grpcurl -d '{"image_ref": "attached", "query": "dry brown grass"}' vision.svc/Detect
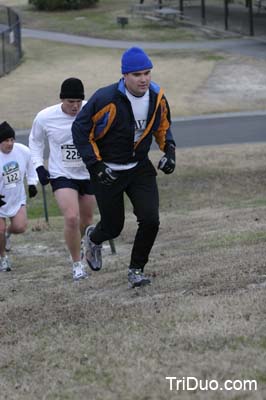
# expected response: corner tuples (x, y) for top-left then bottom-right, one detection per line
(1, 39), (266, 129)
(0, 144), (266, 399)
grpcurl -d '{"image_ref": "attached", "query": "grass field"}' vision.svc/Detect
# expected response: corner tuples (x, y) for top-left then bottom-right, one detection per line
(1, 145), (266, 399)
(5, 0), (211, 41)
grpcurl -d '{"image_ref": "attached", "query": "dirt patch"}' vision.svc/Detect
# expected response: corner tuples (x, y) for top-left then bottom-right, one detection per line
(191, 55), (266, 114)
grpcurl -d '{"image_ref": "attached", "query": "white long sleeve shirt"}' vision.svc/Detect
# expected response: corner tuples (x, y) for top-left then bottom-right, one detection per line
(29, 102), (90, 180)
(0, 143), (38, 218)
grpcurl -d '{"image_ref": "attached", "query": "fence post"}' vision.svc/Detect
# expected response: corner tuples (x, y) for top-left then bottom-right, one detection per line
(0, 5), (22, 76)
(16, 20), (22, 58)
(41, 185), (49, 224)
(1, 32), (6, 75)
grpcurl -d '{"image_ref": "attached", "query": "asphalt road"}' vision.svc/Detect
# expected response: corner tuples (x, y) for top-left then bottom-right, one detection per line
(16, 111), (266, 156)
(167, 112), (266, 148)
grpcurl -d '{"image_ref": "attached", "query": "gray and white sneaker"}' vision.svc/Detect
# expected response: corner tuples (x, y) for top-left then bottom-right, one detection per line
(5, 232), (11, 252)
(84, 225), (102, 271)
(72, 261), (88, 281)
(0, 255), (11, 272)
(128, 268), (151, 289)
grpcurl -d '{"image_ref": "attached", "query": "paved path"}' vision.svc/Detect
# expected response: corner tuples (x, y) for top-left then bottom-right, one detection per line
(22, 28), (266, 59)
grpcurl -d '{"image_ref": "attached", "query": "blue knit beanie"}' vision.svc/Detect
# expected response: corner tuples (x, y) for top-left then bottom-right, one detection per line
(121, 47), (153, 74)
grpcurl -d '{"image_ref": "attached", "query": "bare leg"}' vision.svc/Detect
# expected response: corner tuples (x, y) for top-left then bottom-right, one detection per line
(8, 206), (28, 235)
(0, 205), (27, 257)
(54, 188), (82, 263)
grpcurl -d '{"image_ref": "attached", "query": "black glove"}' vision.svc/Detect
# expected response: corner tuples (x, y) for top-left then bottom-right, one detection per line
(158, 143), (176, 174)
(28, 185), (38, 198)
(90, 162), (118, 186)
(0, 194), (6, 207)
(36, 166), (50, 186)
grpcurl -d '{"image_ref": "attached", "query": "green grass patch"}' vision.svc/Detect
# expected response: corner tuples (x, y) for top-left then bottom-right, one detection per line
(206, 231), (266, 249)
(254, 371), (266, 384)
(9, 0), (206, 41)
(257, 336), (266, 350)
(157, 166), (266, 212)
(27, 184), (60, 219)
(201, 53), (225, 61)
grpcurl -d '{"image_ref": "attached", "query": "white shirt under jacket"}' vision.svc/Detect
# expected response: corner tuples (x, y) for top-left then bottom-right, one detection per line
(29, 102), (90, 180)
(0, 143), (38, 218)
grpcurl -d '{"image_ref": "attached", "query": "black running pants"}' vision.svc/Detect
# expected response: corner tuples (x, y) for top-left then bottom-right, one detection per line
(90, 159), (160, 269)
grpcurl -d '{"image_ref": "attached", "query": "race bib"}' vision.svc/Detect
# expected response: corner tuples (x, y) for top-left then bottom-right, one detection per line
(61, 144), (83, 167)
(2, 161), (21, 188)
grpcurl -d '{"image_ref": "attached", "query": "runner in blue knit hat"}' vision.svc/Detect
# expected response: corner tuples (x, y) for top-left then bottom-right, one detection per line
(72, 47), (176, 288)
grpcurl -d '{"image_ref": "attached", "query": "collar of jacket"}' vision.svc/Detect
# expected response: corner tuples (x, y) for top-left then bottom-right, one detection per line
(118, 78), (161, 96)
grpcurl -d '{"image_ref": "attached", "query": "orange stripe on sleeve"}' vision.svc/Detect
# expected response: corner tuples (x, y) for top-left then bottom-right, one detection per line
(89, 103), (117, 160)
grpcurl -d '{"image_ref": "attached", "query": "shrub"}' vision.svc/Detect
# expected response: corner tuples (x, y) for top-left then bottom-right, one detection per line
(29, 0), (98, 11)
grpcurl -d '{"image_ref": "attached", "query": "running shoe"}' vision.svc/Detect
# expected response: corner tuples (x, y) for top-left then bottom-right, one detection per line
(128, 268), (151, 288)
(72, 261), (88, 281)
(84, 225), (102, 271)
(0, 255), (11, 272)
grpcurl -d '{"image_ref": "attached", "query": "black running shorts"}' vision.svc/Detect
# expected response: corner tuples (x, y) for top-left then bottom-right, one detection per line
(50, 176), (94, 195)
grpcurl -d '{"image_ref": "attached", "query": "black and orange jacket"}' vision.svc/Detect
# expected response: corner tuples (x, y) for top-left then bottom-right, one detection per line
(72, 78), (176, 170)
